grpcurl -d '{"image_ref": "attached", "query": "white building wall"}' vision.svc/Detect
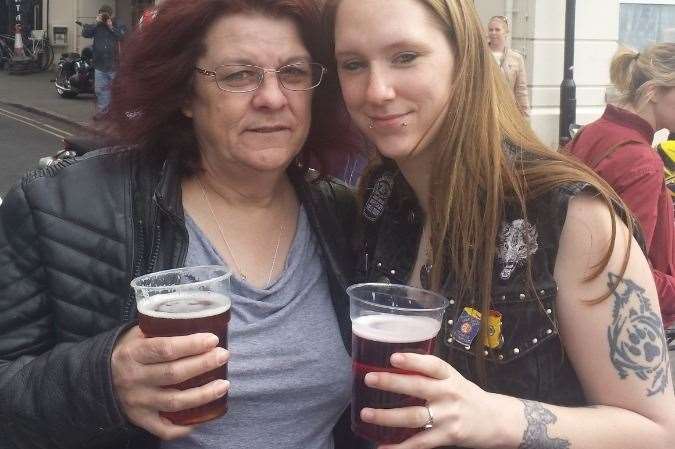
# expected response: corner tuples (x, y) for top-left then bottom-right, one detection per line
(477, 0), (621, 148)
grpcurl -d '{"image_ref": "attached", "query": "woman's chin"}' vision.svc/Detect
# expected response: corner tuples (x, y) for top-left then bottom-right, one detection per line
(238, 153), (297, 173)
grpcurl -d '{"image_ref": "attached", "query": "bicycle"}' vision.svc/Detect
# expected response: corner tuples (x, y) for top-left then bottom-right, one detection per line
(0, 31), (54, 71)
(0, 34), (13, 69)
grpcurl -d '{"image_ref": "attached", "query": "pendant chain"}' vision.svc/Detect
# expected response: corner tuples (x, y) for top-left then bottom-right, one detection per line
(197, 176), (284, 287)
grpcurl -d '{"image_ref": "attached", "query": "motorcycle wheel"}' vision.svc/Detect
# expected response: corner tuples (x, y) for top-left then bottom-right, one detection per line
(55, 66), (78, 98)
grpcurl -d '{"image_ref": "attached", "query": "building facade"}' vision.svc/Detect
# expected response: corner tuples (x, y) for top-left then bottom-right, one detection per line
(0, 0), (155, 60)
(475, 0), (675, 147)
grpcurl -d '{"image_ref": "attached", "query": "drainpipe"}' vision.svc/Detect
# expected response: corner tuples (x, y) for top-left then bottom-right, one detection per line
(559, 0), (576, 147)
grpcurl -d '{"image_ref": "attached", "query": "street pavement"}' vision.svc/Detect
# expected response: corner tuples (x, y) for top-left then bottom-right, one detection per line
(0, 103), (81, 196)
(0, 69), (95, 127)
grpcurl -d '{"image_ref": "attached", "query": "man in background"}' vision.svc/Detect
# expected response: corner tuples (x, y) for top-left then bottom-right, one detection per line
(82, 5), (126, 113)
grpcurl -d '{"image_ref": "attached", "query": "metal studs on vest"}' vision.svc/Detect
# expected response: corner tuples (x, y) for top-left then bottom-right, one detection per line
(546, 308), (552, 314)
(513, 348), (520, 355)
(519, 293), (526, 300)
(532, 338), (538, 344)
(546, 329), (553, 335)
(390, 269), (396, 275)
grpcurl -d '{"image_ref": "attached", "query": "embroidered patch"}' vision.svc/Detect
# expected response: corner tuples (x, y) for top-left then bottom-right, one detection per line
(497, 218), (539, 280)
(363, 171), (395, 222)
(451, 307), (504, 349)
(452, 307), (482, 347)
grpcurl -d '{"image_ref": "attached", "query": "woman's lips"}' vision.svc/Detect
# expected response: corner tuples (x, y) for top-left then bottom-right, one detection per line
(369, 113), (410, 129)
(248, 126), (290, 133)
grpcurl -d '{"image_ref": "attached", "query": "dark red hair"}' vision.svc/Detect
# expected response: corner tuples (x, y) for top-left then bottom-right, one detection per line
(102, 0), (351, 175)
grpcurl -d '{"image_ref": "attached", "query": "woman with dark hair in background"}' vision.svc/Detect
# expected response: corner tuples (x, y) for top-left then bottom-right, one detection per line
(567, 43), (675, 330)
(323, 0), (675, 448)
(0, 1), (364, 448)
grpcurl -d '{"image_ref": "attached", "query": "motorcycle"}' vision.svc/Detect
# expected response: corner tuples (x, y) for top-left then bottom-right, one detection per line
(54, 22), (95, 98)
(38, 133), (112, 168)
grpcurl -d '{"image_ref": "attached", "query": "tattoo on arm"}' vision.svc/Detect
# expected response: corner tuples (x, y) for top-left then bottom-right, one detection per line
(518, 400), (570, 449)
(607, 273), (669, 395)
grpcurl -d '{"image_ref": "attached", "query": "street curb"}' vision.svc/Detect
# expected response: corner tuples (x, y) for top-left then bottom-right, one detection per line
(0, 101), (91, 133)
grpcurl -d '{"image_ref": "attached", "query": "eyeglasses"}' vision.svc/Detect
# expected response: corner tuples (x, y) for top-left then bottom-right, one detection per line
(194, 62), (327, 93)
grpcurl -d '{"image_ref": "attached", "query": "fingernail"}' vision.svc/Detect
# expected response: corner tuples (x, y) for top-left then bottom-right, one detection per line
(391, 353), (404, 364)
(214, 379), (229, 397)
(364, 372), (378, 385)
(205, 334), (219, 346)
(361, 408), (374, 421)
(216, 347), (229, 365)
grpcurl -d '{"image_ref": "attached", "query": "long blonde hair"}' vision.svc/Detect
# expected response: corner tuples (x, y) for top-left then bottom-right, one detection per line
(324, 0), (633, 379)
(609, 43), (675, 107)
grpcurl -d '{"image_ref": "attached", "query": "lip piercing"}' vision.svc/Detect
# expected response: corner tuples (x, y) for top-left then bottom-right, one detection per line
(401, 122), (408, 127)
(368, 120), (375, 129)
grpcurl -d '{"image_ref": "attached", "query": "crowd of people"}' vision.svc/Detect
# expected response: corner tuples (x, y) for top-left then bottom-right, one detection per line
(0, 1), (673, 449)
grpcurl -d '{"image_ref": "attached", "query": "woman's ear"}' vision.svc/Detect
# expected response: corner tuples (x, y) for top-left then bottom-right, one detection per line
(645, 85), (661, 104)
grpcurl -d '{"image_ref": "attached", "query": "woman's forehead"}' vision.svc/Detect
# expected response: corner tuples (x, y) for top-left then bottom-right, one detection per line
(202, 13), (309, 65)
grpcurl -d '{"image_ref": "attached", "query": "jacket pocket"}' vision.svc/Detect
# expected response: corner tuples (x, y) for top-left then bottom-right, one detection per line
(441, 283), (559, 364)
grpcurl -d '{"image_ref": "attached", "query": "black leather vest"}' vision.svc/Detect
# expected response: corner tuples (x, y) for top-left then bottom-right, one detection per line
(355, 165), (588, 406)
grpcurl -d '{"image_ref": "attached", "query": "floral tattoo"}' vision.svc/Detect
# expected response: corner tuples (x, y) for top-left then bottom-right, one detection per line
(607, 273), (669, 396)
(518, 400), (570, 449)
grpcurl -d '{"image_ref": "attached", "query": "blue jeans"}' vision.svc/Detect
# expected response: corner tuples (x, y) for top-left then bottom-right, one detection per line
(94, 69), (115, 113)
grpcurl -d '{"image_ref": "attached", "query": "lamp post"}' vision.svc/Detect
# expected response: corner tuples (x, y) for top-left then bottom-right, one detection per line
(559, 0), (576, 147)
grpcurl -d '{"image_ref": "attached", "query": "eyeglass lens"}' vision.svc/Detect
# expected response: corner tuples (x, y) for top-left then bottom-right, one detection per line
(215, 62), (323, 92)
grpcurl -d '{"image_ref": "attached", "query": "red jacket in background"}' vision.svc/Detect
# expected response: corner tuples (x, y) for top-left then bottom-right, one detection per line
(567, 104), (675, 327)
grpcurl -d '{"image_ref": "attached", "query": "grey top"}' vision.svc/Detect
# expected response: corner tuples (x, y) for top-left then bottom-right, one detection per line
(162, 207), (352, 449)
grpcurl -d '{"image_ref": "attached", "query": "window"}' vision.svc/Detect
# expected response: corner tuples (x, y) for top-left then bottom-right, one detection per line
(619, 3), (675, 50)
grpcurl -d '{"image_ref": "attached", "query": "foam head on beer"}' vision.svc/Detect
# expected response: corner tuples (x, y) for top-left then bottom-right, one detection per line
(352, 314), (441, 343)
(137, 291), (231, 319)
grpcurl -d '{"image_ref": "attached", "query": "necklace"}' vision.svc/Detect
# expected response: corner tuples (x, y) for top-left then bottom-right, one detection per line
(197, 176), (285, 287)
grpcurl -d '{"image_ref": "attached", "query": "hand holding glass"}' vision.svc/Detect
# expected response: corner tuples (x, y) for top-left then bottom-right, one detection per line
(347, 283), (448, 444)
(131, 265), (232, 426)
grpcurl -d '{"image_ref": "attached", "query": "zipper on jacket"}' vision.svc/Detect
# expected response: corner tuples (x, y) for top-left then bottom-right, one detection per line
(147, 224), (162, 273)
(122, 217), (145, 322)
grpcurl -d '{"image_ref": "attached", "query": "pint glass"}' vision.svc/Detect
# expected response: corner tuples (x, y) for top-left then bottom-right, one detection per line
(131, 266), (232, 426)
(347, 283), (448, 444)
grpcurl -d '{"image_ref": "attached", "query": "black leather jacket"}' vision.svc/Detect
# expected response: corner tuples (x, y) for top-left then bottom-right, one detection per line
(0, 148), (361, 449)
(356, 164), (589, 408)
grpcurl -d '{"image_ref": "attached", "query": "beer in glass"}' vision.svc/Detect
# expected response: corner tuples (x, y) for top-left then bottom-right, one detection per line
(131, 266), (231, 426)
(347, 283), (448, 444)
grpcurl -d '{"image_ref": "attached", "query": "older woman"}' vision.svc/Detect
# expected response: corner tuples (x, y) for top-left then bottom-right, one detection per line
(324, 0), (675, 448)
(487, 15), (529, 117)
(0, 1), (363, 448)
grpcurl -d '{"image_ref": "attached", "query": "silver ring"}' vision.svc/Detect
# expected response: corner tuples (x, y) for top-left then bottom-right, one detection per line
(423, 404), (434, 430)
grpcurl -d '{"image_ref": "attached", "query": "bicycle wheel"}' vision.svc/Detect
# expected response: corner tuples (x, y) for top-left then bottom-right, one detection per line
(36, 42), (53, 71)
(44, 42), (54, 70)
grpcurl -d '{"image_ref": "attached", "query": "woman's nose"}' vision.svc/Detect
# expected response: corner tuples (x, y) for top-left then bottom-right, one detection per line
(365, 68), (395, 104)
(252, 72), (288, 109)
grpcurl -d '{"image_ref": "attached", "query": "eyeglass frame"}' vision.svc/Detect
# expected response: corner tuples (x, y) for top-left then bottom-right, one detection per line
(194, 62), (327, 93)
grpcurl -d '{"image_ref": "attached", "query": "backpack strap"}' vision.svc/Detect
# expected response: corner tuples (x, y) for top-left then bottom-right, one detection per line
(566, 125), (641, 170)
(588, 139), (642, 170)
